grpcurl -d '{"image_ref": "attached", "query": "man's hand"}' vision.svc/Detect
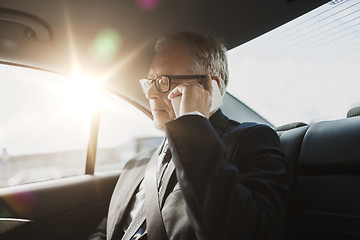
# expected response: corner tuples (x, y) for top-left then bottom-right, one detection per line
(168, 74), (213, 118)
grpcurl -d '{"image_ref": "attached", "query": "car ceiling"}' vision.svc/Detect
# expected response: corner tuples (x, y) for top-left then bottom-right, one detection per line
(0, 0), (328, 114)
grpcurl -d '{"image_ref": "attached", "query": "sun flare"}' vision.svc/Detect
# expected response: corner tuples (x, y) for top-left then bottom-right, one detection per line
(57, 73), (104, 123)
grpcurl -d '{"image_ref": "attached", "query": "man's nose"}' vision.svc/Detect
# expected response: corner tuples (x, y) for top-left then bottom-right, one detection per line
(145, 81), (160, 99)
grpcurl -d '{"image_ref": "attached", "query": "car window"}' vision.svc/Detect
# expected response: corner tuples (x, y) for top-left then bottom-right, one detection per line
(95, 92), (163, 173)
(228, 0), (360, 127)
(0, 64), (164, 186)
(0, 65), (91, 187)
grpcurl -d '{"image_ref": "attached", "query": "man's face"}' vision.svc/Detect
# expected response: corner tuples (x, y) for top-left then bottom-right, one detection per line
(146, 43), (193, 130)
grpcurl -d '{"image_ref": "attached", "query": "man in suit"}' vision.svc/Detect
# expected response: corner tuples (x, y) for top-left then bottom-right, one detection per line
(89, 31), (288, 240)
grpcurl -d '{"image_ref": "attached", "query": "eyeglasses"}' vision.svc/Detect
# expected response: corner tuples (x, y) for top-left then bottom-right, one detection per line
(139, 75), (206, 93)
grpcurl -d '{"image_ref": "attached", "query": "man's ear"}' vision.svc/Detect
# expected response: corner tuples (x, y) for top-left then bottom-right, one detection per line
(211, 76), (221, 88)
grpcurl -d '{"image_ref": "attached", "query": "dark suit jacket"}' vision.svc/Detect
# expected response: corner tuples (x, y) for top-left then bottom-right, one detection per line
(90, 110), (288, 240)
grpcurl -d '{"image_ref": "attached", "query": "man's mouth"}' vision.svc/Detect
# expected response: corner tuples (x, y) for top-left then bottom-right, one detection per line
(152, 109), (167, 114)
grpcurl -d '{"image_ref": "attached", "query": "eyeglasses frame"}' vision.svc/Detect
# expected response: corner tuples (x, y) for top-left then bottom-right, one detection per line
(140, 75), (206, 93)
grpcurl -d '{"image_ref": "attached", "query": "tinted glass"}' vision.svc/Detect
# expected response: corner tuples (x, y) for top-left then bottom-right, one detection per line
(0, 65), (93, 187)
(228, 0), (360, 126)
(95, 92), (163, 173)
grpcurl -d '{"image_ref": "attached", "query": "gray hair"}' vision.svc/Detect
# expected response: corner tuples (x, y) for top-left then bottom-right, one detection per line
(155, 31), (229, 95)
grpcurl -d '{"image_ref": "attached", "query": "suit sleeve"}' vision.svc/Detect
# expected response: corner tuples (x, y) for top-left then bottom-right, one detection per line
(165, 115), (288, 240)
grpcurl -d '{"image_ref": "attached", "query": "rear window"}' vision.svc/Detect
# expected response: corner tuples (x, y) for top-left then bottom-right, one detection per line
(228, 0), (360, 126)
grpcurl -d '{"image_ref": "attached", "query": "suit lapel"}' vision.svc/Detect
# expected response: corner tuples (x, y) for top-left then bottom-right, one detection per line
(108, 161), (147, 240)
(158, 160), (176, 207)
(108, 143), (164, 240)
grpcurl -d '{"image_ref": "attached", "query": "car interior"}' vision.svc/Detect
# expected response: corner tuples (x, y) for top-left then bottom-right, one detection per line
(0, 0), (359, 239)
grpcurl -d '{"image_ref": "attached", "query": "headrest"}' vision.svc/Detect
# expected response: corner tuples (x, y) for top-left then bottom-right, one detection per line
(275, 122), (307, 132)
(298, 117), (360, 175)
(347, 106), (360, 118)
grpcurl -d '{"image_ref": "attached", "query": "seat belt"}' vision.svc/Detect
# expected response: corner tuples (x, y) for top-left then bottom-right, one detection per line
(144, 149), (169, 240)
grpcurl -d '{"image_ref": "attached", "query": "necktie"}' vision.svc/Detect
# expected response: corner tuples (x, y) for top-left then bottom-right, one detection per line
(121, 181), (146, 240)
(158, 145), (172, 189)
(122, 143), (171, 240)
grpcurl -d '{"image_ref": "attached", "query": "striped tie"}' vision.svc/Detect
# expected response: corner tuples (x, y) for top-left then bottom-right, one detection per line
(122, 144), (171, 240)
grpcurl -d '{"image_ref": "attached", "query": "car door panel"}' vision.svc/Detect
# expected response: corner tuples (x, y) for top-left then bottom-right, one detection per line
(0, 172), (119, 240)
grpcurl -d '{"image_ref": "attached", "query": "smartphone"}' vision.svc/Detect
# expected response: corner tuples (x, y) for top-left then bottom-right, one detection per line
(171, 80), (223, 117)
